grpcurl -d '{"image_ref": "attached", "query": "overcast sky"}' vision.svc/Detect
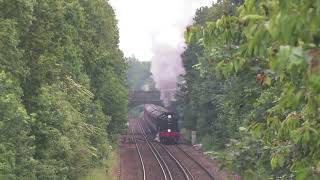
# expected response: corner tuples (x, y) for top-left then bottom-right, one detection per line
(109, 0), (213, 61)
(110, 0), (214, 103)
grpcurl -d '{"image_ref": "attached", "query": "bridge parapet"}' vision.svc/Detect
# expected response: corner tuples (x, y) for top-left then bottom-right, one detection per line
(128, 90), (162, 107)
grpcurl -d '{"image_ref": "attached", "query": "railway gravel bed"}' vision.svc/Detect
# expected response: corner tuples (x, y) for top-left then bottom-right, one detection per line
(177, 144), (241, 180)
(131, 119), (167, 180)
(119, 124), (142, 180)
(140, 119), (194, 180)
(141, 117), (240, 180)
(166, 145), (213, 180)
(131, 128), (146, 180)
(120, 117), (241, 180)
(152, 142), (187, 180)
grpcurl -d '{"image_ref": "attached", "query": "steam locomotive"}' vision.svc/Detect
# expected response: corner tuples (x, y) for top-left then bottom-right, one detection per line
(143, 104), (179, 144)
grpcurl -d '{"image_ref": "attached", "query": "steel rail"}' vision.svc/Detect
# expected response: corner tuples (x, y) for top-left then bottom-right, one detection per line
(131, 128), (146, 180)
(175, 145), (215, 180)
(136, 120), (170, 180)
(158, 143), (193, 180)
(139, 120), (191, 180)
(140, 117), (215, 180)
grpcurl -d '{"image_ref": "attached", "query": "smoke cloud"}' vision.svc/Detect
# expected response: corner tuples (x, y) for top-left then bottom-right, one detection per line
(149, 0), (213, 105)
(110, 0), (213, 105)
(150, 42), (185, 106)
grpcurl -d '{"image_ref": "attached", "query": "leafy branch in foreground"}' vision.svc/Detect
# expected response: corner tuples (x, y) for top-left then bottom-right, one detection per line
(179, 0), (320, 178)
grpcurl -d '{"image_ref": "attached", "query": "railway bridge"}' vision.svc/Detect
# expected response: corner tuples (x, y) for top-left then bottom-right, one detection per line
(128, 90), (162, 107)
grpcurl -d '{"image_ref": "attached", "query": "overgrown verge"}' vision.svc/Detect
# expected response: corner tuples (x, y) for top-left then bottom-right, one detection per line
(81, 149), (118, 180)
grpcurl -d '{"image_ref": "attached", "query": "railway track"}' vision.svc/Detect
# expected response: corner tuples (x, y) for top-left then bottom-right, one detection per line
(133, 120), (169, 180)
(130, 128), (146, 180)
(138, 120), (193, 180)
(176, 145), (215, 179)
(139, 118), (215, 180)
(170, 145), (215, 180)
(137, 120), (172, 180)
(152, 142), (193, 180)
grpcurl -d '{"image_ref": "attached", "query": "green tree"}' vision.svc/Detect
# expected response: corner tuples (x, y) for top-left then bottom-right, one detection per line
(0, 0), (127, 179)
(126, 56), (152, 90)
(182, 0), (320, 178)
(0, 71), (35, 179)
(178, 0), (247, 149)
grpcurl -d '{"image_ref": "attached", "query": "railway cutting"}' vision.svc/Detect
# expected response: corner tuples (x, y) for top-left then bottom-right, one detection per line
(120, 104), (241, 180)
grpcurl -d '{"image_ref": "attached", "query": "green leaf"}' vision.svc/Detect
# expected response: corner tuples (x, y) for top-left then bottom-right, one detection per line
(241, 15), (267, 22)
(271, 155), (278, 169)
(239, 127), (247, 132)
(264, 76), (272, 86)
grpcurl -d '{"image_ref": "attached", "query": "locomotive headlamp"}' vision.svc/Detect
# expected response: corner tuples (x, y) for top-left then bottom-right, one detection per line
(168, 129), (171, 132)
(168, 115), (172, 118)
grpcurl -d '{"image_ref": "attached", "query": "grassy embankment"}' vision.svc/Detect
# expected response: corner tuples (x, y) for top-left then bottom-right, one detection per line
(81, 150), (118, 180)
(82, 106), (145, 179)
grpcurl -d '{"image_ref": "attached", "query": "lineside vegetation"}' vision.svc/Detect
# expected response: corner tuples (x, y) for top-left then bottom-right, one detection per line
(0, 0), (127, 179)
(178, 0), (320, 178)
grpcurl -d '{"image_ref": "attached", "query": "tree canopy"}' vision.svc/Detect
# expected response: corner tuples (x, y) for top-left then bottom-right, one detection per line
(178, 0), (320, 179)
(0, 0), (127, 179)
(126, 56), (152, 90)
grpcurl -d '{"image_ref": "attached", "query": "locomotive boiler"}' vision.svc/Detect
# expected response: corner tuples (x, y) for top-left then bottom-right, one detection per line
(143, 104), (179, 144)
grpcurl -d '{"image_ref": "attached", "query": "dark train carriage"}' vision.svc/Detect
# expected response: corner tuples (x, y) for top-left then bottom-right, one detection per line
(144, 104), (179, 144)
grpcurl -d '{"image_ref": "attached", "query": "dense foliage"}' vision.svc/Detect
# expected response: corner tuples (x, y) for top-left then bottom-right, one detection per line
(178, 0), (320, 178)
(178, 0), (245, 149)
(126, 56), (152, 90)
(0, 0), (127, 179)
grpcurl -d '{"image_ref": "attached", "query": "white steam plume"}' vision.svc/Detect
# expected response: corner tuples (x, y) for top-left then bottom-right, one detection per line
(150, 0), (213, 105)
(110, 0), (214, 105)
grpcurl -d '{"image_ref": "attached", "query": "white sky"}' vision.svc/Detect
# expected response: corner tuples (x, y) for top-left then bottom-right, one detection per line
(109, 0), (214, 61)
